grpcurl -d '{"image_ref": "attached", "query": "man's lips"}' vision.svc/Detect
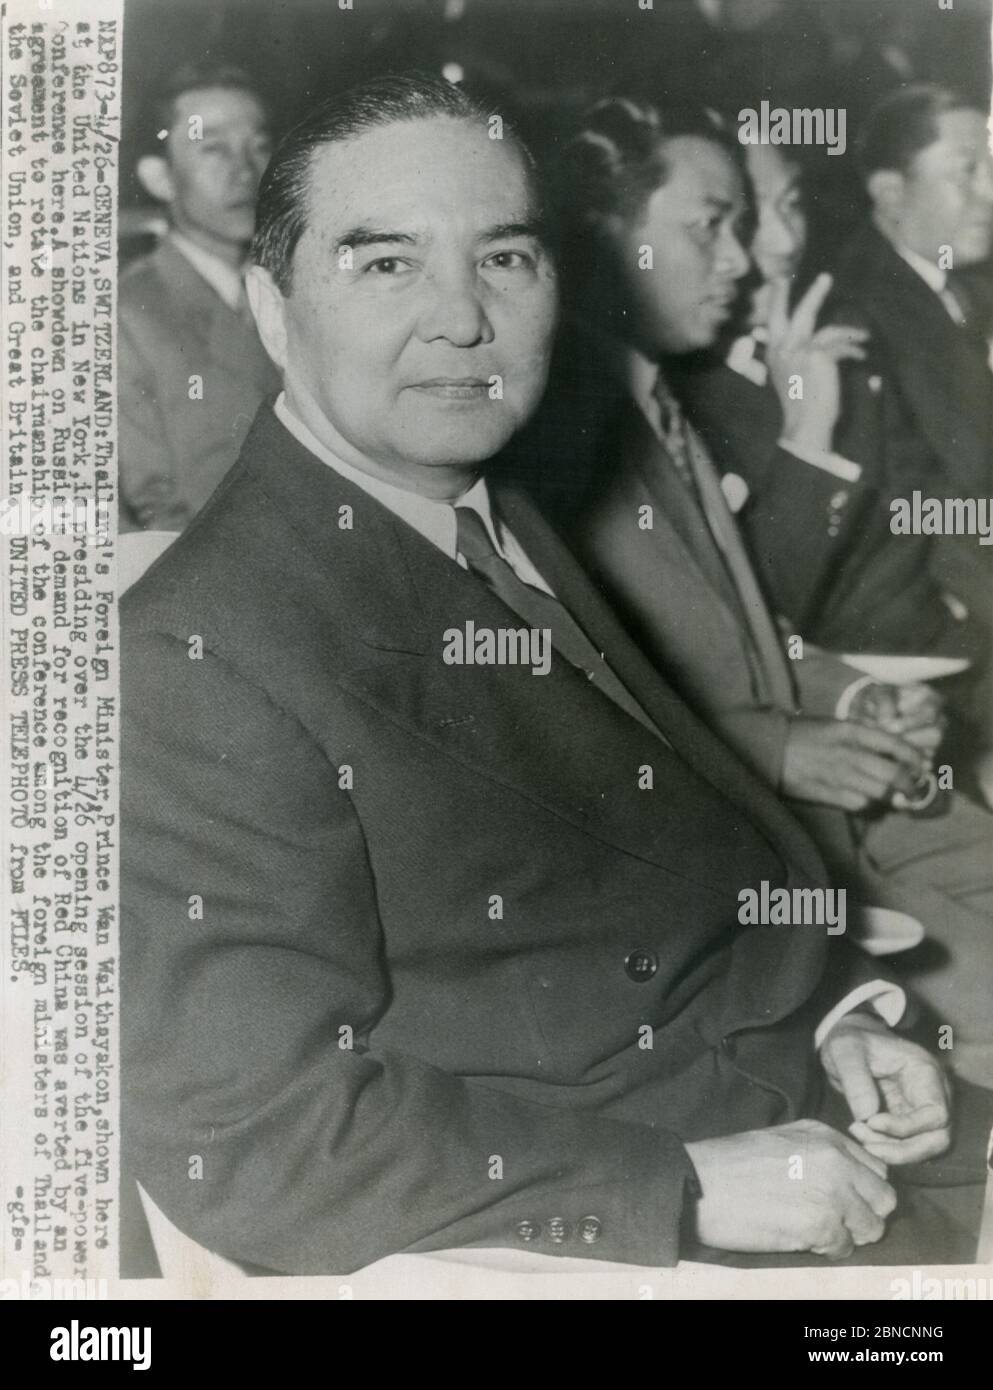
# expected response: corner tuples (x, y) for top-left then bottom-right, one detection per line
(705, 291), (738, 316)
(408, 378), (492, 399)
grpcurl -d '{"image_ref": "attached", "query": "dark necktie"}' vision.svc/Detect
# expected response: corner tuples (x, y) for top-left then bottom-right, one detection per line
(454, 505), (667, 741)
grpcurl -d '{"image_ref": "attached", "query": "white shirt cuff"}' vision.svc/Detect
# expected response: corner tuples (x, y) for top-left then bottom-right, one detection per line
(815, 980), (907, 1051)
(834, 674), (877, 721)
(778, 438), (863, 483)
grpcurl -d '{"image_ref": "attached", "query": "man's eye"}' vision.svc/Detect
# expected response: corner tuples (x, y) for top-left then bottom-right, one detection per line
(483, 249), (533, 270)
(364, 257), (410, 276)
(689, 217), (721, 242)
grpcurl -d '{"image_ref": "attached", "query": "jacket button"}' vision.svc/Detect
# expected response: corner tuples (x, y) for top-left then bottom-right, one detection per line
(578, 1215), (602, 1244)
(625, 948), (658, 982)
(546, 1217), (569, 1244)
(515, 1219), (540, 1243)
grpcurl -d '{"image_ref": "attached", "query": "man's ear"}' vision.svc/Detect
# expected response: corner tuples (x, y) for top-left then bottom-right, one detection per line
(245, 264), (289, 371)
(136, 154), (176, 206)
(866, 169), (905, 219)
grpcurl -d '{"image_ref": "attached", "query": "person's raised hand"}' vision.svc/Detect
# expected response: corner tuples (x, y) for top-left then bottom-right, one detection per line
(766, 273), (868, 455)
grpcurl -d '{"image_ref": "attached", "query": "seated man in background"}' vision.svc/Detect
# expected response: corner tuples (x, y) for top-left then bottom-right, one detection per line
(507, 98), (993, 1083)
(118, 61), (280, 533)
(826, 84), (993, 649)
(122, 73), (988, 1277)
(676, 140), (984, 673)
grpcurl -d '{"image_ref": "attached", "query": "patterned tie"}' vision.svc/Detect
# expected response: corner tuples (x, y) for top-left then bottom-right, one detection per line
(454, 505), (667, 741)
(651, 377), (696, 492)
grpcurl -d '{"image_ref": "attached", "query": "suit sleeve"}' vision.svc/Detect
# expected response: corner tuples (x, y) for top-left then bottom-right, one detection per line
(118, 308), (193, 533)
(121, 630), (701, 1274)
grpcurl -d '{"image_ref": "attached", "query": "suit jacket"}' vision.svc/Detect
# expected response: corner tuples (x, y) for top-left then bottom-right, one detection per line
(117, 239), (280, 532)
(504, 338), (864, 790)
(827, 224), (992, 502)
(675, 350), (984, 662)
(121, 404), (882, 1276)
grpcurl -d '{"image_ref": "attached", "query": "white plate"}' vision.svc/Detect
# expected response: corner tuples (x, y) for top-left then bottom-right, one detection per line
(840, 654), (971, 684)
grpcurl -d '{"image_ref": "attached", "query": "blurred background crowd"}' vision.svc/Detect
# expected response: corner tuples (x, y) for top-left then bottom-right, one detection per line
(120, 0), (993, 262)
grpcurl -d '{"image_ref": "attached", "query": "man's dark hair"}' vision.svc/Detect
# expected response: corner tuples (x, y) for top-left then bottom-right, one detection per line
(142, 60), (267, 159)
(558, 97), (743, 227)
(252, 71), (538, 296)
(857, 83), (980, 180)
(553, 97), (746, 314)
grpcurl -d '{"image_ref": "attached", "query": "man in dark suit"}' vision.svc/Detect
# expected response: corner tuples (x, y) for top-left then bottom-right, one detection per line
(826, 84), (993, 632)
(122, 75), (988, 1278)
(676, 142), (983, 668)
(119, 62), (280, 532)
(510, 97), (993, 1084)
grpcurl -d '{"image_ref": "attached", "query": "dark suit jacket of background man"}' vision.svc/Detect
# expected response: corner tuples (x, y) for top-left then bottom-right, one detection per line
(118, 238), (280, 533)
(504, 336), (993, 961)
(121, 403), (904, 1277)
(825, 223), (993, 631)
(673, 346), (984, 667)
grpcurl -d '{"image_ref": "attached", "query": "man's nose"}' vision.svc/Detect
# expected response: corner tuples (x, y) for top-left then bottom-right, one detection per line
(230, 147), (265, 193)
(417, 272), (495, 347)
(756, 206), (799, 263)
(718, 227), (751, 281)
(973, 153), (993, 205)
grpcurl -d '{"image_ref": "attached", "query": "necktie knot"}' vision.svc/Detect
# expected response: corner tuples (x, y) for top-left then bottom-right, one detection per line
(455, 504), (498, 568)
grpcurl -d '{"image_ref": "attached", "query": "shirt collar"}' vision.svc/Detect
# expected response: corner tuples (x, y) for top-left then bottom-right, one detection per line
(873, 219), (948, 295)
(272, 392), (504, 564)
(168, 231), (247, 313)
(895, 243), (948, 296)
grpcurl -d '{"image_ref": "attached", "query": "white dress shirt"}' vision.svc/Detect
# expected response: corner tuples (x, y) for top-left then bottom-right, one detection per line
(273, 393), (554, 594)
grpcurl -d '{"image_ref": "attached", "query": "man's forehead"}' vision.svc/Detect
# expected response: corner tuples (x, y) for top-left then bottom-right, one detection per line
(651, 137), (745, 211)
(747, 144), (801, 200)
(171, 86), (268, 131)
(305, 119), (536, 237)
(918, 109), (989, 161)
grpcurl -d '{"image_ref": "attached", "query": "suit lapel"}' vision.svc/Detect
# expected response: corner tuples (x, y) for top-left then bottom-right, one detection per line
(495, 482), (826, 883)
(153, 241), (275, 393)
(244, 409), (823, 888)
(852, 231), (991, 492)
(612, 396), (748, 615)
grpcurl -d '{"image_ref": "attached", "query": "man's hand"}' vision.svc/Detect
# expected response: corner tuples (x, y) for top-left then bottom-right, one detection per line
(820, 1012), (952, 1166)
(848, 682), (946, 757)
(782, 717), (927, 810)
(685, 1120), (896, 1259)
(766, 273), (869, 455)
